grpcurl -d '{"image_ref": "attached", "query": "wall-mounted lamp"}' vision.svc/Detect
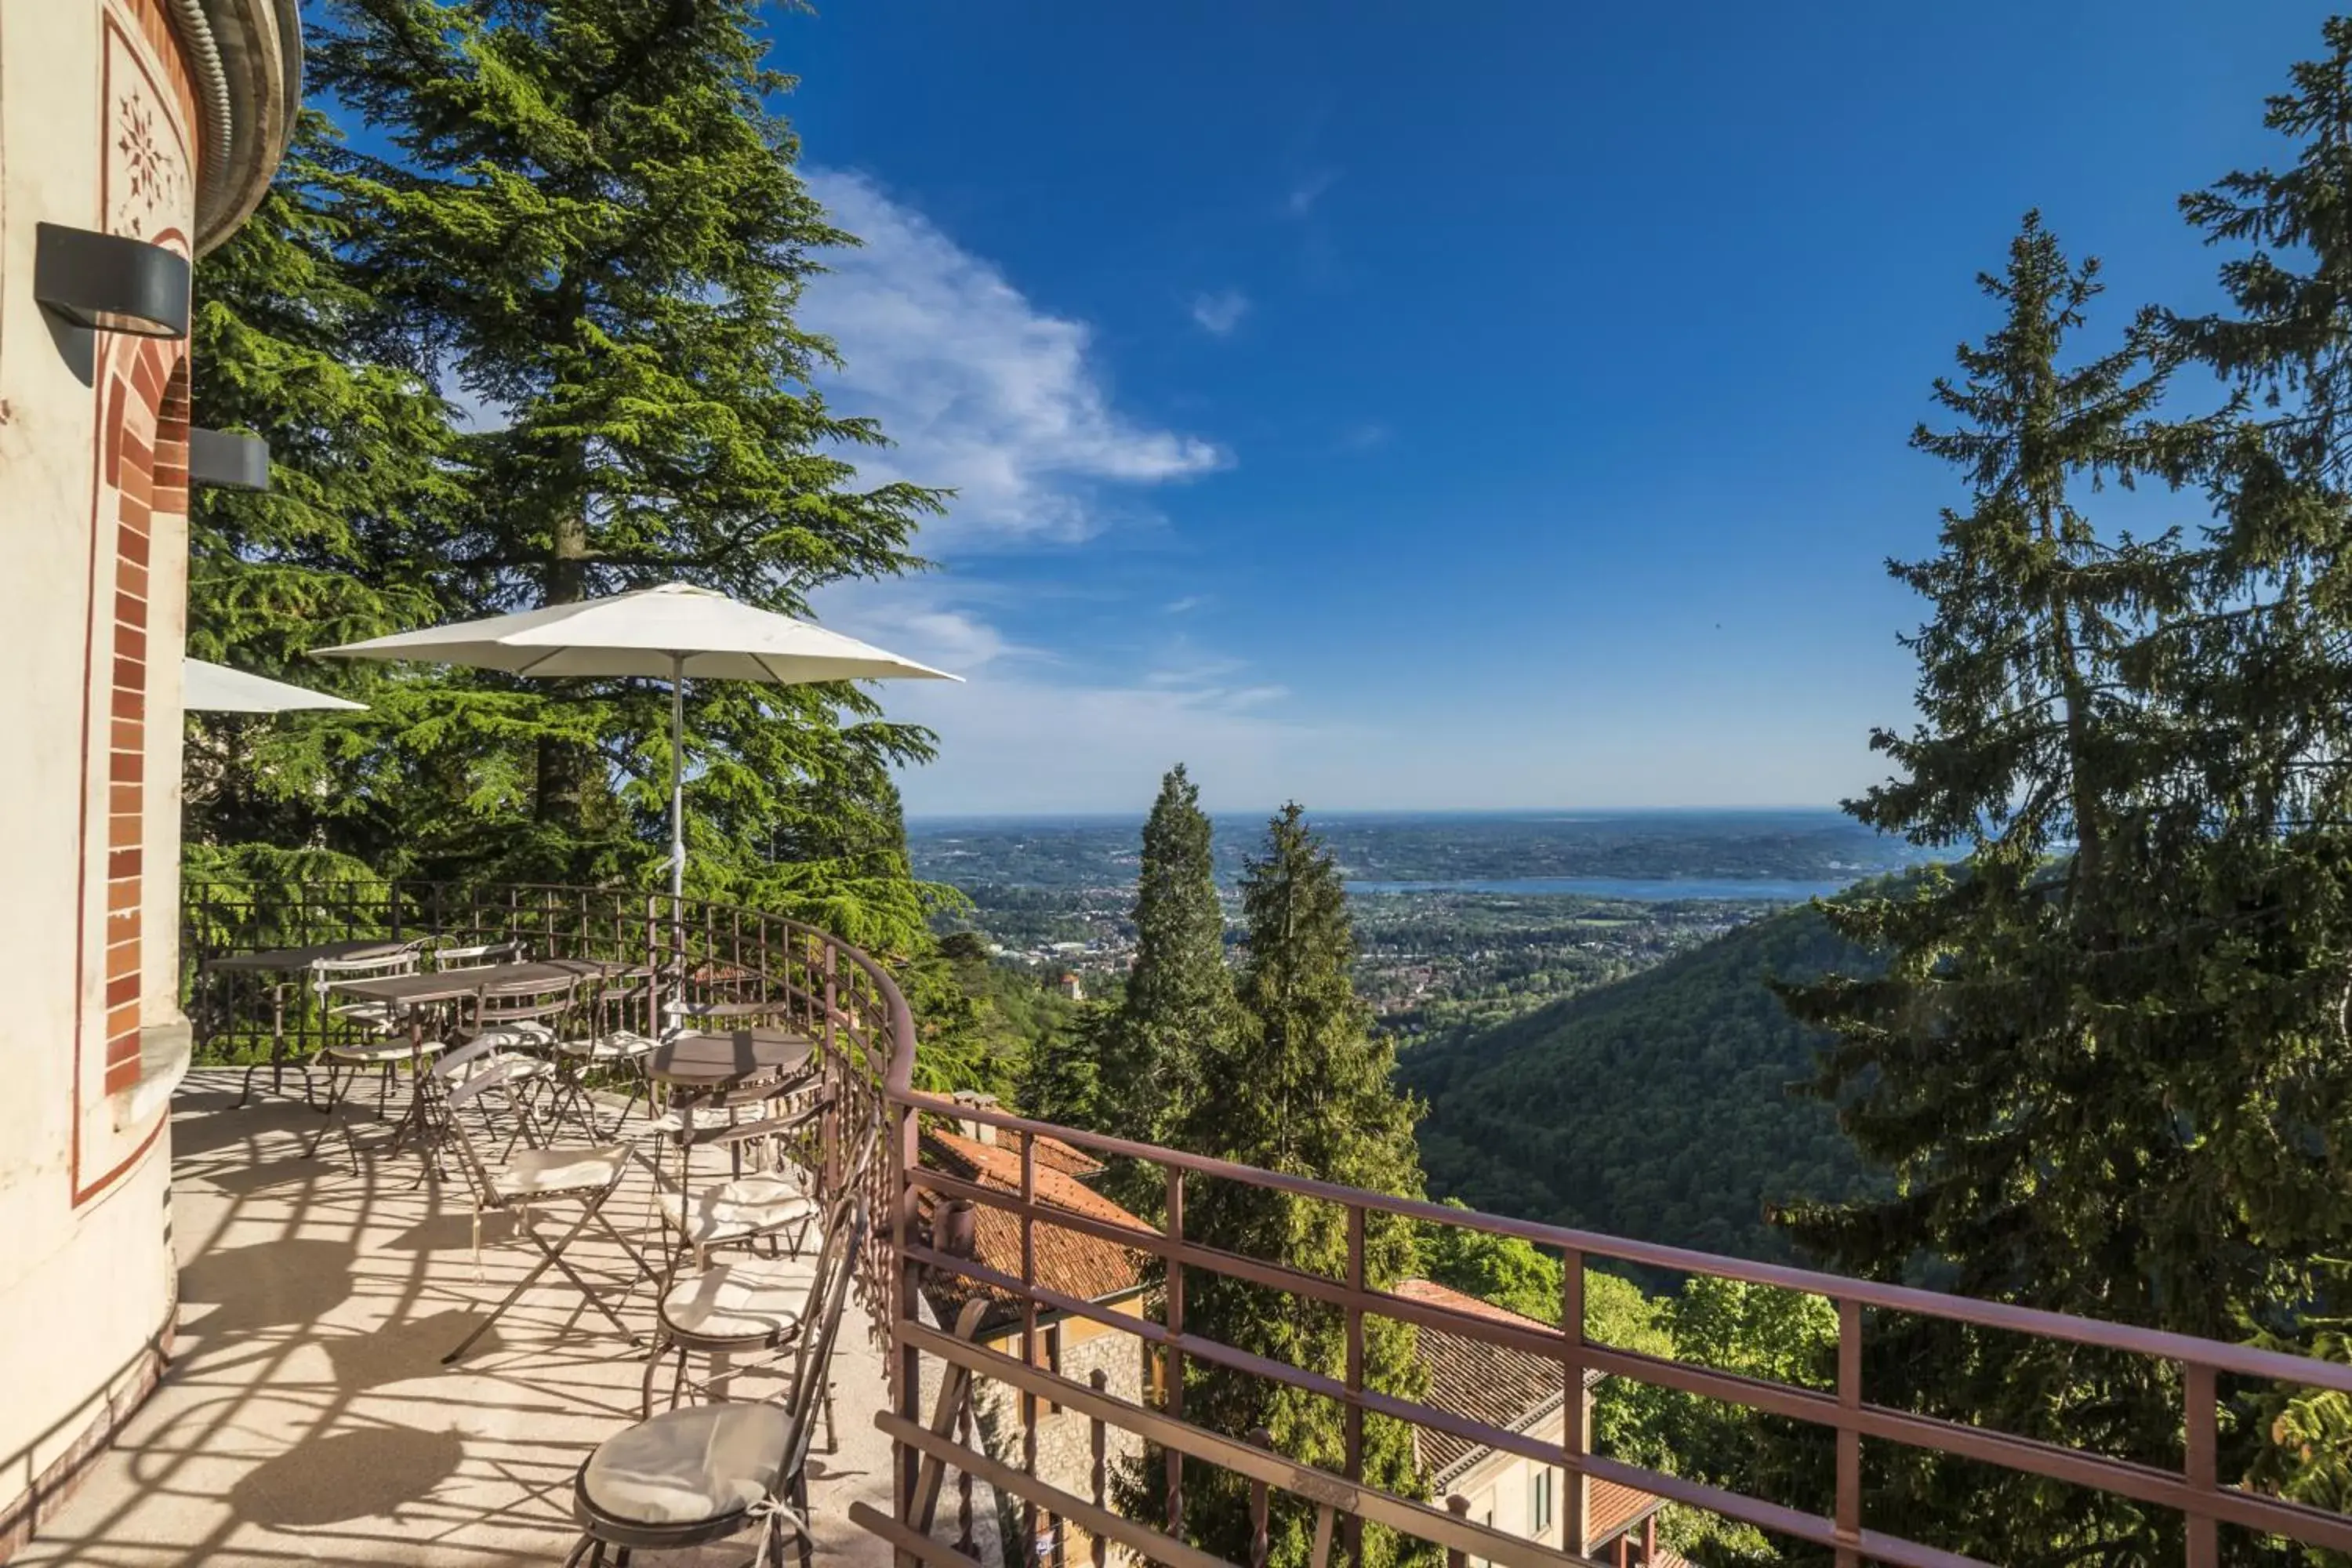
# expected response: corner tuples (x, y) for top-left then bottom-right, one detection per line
(34, 223), (190, 339)
(188, 428), (270, 491)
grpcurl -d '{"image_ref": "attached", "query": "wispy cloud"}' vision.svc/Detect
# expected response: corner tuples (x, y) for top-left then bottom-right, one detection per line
(1284, 169), (1339, 218)
(1163, 595), (1204, 615)
(801, 168), (1227, 545)
(1338, 421), (1391, 452)
(1189, 289), (1250, 336)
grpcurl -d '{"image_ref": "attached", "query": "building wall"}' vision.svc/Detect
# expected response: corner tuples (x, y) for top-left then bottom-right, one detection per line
(1453, 1442), (1563, 1555)
(973, 1299), (1149, 1566)
(0, 0), (201, 1554)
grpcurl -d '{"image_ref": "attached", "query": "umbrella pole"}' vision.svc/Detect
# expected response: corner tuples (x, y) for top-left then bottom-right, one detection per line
(669, 652), (686, 902)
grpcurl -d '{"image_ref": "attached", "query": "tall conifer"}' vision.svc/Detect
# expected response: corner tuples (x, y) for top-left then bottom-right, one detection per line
(1097, 765), (1236, 1155)
(1150, 804), (1430, 1568)
(1773, 215), (2212, 1561)
(2166, 20), (2352, 1516)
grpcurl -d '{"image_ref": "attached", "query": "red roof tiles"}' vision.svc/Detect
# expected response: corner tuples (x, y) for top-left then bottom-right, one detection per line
(916, 1129), (1156, 1333)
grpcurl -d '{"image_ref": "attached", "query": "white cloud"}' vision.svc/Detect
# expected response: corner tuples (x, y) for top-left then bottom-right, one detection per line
(1189, 289), (1250, 336)
(801, 168), (1226, 545)
(1163, 595), (1203, 615)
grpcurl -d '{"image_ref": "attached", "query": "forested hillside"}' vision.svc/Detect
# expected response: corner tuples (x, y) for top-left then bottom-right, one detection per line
(1403, 903), (1884, 1261)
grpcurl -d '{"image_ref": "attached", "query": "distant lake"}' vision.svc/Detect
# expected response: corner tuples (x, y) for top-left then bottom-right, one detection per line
(1345, 876), (1848, 901)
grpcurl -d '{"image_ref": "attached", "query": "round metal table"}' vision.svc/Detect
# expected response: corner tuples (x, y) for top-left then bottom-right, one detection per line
(644, 1028), (815, 1093)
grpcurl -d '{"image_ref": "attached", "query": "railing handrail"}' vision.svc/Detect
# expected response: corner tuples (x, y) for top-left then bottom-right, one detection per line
(892, 1086), (2352, 1399)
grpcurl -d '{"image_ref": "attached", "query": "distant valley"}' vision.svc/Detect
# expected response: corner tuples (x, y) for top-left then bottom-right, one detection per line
(916, 808), (1903, 1257)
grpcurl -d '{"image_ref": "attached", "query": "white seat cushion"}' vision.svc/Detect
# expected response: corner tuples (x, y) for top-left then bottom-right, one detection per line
(663, 1174), (816, 1247)
(324, 1038), (445, 1065)
(492, 1145), (629, 1200)
(659, 1255), (815, 1341)
(580, 1401), (793, 1526)
(557, 1030), (655, 1061)
(474, 1021), (555, 1047)
(451, 1053), (553, 1086)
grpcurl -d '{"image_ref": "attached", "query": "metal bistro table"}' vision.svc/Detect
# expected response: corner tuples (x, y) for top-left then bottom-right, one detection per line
(644, 1024), (822, 1196)
(208, 938), (422, 1107)
(317, 958), (646, 1165)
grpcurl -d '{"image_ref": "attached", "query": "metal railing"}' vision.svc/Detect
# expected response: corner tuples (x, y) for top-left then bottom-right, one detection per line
(876, 1094), (2352, 1568)
(180, 880), (2352, 1568)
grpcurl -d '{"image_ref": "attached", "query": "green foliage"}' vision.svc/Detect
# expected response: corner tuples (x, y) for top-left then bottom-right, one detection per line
(1773, 178), (2352, 1560)
(1096, 765), (1239, 1156)
(1404, 902), (1882, 1261)
(1417, 1207), (1565, 1325)
(191, 0), (947, 957)
(898, 942), (1087, 1102)
(1767, 212), (2230, 1565)
(1018, 1000), (1106, 1131)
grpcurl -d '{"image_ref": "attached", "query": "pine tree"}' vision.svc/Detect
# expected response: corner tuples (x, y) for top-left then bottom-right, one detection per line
(1140, 803), (1431, 1568)
(1773, 216), (2221, 1563)
(1096, 765), (1236, 1155)
(1018, 1002), (1105, 1130)
(2168, 25), (2352, 1520)
(267, 0), (944, 944)
(185, 113), (472, 859)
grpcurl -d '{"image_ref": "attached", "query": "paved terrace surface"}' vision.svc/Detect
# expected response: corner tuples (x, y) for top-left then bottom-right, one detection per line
(24, 1069), (899, 1568)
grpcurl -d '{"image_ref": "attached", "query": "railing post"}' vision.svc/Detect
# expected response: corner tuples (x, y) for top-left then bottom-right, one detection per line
(1344, 1203), (1366, 1568)
(1089, 1367), (1110, 1568)
(2185, 1361), (2217, 1568)
(1561, 1246), (1587, 1559)
(1836, 1297), (1861, 1568)
(1165, 1167), (1186, 1539)
(1249, 1426), (1274, 1568)
(957, 1387), (978, 1557)
(892, 1094), (922, 1552)
(1446, 1493), (1471, 1568)
(1021, 1131), (1042, 1559)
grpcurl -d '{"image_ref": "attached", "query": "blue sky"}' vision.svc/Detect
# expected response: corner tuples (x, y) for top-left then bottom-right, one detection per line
(768, 1), (2331, 815)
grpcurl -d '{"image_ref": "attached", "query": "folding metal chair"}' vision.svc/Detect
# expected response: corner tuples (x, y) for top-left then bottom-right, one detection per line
(307, 945), (430, 1112)
(564, 1200), (868, 1568)
(648, 1087), (836, 1271)
(545, 975), (660, 1142)
(437, 1039), (651, 1364)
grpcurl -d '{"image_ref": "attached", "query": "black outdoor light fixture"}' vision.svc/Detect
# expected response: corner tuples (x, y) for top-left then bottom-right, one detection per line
(33, 223), (191, 339)
(188, 428), (271, 492)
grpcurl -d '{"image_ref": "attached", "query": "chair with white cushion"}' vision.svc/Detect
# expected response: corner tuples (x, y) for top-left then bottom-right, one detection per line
(650, 1090), (837, 1270)
(564, 1199), (867, 1568)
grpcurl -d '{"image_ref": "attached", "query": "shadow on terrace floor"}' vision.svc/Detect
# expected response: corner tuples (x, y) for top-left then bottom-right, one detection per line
(21, 1070), (897, 1568)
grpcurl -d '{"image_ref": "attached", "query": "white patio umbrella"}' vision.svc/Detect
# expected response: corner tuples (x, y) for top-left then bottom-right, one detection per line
(183, 656), (368, 713)
(310, 582), (957, 896)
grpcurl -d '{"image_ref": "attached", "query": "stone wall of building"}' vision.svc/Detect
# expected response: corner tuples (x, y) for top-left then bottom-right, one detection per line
(0, 2), (209, 1555)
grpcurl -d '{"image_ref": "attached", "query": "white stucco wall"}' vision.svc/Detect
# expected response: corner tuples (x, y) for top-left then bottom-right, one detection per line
(0, 0), (198, 1541)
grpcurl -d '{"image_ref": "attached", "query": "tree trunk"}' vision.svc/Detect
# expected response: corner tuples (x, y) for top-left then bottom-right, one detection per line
(534, 510), (591, 827)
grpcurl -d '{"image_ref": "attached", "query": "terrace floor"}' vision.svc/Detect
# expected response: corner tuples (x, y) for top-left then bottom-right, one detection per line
(21, 1069), (902, 1568)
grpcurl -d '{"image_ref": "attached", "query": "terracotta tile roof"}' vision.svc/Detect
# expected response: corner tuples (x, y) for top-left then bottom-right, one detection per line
(1399, 1279), (1577, 1485)
(1396, 1279), (1662, 1550)
(916, 1129), (1156, 1334)
(1026, 1134), (1106, 1180)
(1583, 1478), (1664, 1553)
